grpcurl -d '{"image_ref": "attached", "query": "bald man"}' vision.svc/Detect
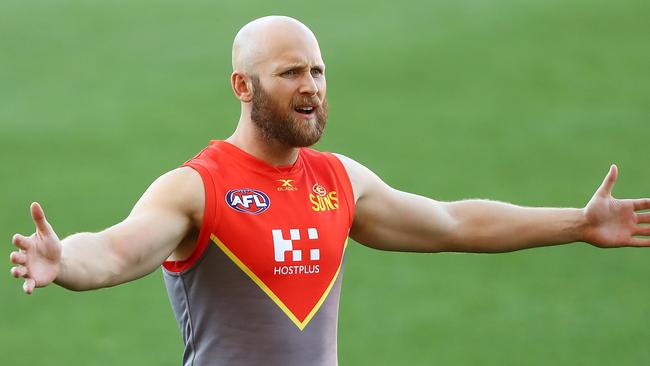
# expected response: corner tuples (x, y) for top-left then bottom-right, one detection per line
(9, 15), (650, 366)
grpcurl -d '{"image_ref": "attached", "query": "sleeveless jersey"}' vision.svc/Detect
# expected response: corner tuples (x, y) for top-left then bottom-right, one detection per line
(162, 140), (354, 366)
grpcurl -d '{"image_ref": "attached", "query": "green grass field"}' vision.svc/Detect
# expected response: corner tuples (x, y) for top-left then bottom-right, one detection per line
(1, 0), (649, 365)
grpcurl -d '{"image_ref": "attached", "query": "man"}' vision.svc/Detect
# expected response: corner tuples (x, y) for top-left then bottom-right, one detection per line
(9, 15), (650, 366)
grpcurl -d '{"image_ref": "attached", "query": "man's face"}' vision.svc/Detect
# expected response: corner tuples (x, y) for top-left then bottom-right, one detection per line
(245, 25), (328, 148)
(250, 74), (328, 148)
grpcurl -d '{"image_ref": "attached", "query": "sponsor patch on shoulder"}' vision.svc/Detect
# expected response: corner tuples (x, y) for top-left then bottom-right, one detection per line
(225, 189), (271, 214)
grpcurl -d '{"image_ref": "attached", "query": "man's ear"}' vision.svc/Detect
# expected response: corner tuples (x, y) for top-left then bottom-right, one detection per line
(231, 72), (253, 102)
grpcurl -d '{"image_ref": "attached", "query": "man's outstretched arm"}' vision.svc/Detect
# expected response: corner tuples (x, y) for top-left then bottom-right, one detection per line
(336, 155), (650, 253)
(9, 167), (203, 293)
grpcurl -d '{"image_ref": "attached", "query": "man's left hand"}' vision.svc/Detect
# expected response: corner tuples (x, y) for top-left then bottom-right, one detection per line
(583, 164), (650, 248)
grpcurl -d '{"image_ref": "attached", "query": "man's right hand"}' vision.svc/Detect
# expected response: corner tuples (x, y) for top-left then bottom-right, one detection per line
(9, 202), (62, 294)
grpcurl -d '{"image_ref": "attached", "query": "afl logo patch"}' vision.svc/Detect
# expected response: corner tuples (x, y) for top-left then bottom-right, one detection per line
(225, 189), (271, 214)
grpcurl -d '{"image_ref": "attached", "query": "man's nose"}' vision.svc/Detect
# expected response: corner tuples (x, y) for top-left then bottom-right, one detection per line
(299, 74), (318, 95)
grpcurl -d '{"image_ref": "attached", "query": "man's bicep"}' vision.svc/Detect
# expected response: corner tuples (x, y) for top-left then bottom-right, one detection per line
(351, 184), (457, 252)
(102, 210), (189, 280)
(100, 168), (201, 282)
(337, 156), (457, 252)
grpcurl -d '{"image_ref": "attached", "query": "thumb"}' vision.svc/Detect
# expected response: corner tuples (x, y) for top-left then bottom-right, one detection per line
(595, 164), (618, 198)
(30, 202), (53, 235)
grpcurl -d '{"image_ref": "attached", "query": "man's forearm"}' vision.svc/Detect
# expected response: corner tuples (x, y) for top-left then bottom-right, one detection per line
(444, 200), (587, 253)
(55, 232), (123, 291)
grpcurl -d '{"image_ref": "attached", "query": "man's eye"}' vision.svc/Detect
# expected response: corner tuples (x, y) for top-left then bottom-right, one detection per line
(311, 69), (323, 77)
(283, 70), (298, 76)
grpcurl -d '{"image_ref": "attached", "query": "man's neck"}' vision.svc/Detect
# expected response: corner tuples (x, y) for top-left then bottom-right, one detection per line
(226, 122), (300, 167)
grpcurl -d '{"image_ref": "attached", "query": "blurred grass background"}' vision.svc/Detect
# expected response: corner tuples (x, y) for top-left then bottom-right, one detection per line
(1, 0), (649, 365)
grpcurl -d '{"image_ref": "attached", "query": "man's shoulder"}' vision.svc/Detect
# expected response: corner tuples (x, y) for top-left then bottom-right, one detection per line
(159, 166), (203, 184)
(147, 167), (204, 214)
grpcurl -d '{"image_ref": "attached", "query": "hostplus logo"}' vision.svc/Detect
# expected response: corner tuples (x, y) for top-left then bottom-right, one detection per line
(271, 228), (320, 275)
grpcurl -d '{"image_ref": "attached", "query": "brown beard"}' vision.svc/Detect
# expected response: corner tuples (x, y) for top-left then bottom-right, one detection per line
(250, 76), (328, 148)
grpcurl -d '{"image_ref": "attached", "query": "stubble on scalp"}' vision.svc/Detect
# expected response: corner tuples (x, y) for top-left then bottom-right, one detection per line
(250, 76), (328, 148)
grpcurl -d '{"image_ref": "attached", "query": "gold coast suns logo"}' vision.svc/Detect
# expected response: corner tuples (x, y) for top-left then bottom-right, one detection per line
(309, 183), (339, 212)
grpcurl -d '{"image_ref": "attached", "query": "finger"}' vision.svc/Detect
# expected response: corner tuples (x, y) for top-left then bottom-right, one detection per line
(595, 164), (618, 197)
(634, 225), (650, 236)
(632, 198), (650, 211)
(23, 278), (35, 295)
(628, 237), (650, 247)
(12, 234), (31, 251)
(9, 251), (27, 265)
(10, 266), (28, 278)
(31, 202), (53, 235)
(637, 212), (650, 224)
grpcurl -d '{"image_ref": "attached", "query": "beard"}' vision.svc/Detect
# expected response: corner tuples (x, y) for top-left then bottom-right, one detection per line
(250, 76), (328, 148)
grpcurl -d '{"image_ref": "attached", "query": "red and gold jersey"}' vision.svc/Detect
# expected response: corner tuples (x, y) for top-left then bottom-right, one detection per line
(163, 140), (354, 366)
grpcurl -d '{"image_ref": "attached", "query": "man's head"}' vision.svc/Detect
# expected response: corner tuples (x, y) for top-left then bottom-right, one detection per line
(231, 16), (327, 147)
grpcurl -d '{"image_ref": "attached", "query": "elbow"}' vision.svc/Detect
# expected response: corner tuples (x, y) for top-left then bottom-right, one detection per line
(54, 279), (98, 292)
(424, 214), (463, 253)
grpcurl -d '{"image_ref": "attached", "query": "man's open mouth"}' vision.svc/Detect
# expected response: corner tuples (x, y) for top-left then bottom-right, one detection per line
(294, 106), (315, 115)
